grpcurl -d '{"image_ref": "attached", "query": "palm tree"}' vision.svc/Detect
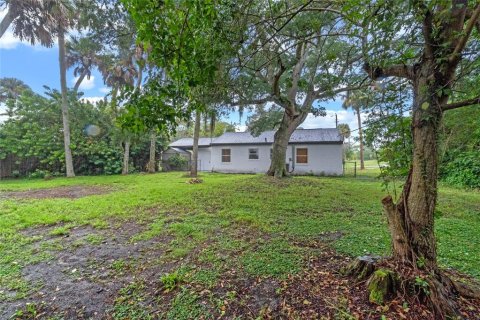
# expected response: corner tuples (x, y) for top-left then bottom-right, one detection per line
(0, 0), (56, 46)
(99, 51), (138, 175)
(0, 0), (76, 177)
(134, 45), (157, 174)
(0, 77), (30, 102)
(337, 123), (351, 162)
(66, 36), (104, 94)
(52, 0), (77, 177)
(343, 91), (370, 170)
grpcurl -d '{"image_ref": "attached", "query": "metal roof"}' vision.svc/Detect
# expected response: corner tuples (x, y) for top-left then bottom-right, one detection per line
(169, 128), (343, 148)
(211, 128), (343, 145)
(169, 137), (215, 148)
(164, 147), (190, 153)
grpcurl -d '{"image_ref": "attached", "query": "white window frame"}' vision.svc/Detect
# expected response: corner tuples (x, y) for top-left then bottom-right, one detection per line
(221, 148), (231, 163)
(296, 147), (308, 164)
(248, 148), (259, 160)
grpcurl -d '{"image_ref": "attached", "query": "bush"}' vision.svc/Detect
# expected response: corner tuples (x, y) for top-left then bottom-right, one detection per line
(167, 154), (189, 170)
(442, 151), (480, 189)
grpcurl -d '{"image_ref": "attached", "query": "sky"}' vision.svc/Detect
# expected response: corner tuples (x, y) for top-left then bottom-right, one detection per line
(0, 8), (362, 134)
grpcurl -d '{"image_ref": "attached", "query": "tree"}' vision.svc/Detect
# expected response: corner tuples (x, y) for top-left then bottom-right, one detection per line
(190, 109), (201, 177)
(337, 123), (351, 141)
(246, 104), (284, 136)
(225, 1), (363, 177)
(0, 88), (128, 176)
(363, 79), (412, 181)
(342, 91), (369, 170)
(66, 35), (105, 94)
(122, 0), (235, 176)
(97, 45), (139, 175)
(55, 1), (77, 177)
(0, 77), (31, 103)
(337, 123), (350, 162)
(1, 0), (80, 177)
(0, 0), (57, 45)
(345, 1), (480, 316)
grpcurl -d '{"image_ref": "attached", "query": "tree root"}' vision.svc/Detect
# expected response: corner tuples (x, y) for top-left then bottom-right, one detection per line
(341, 255), (380, 280)
(343, 256), (480, 319)
(452, 278), (480, 300)
(367, 268), (399, 305)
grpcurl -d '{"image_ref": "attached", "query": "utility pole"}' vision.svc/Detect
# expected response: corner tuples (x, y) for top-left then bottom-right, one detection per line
(335, 113), (338, 128)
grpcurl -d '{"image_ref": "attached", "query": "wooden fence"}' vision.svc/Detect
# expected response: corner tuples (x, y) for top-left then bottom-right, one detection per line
(0, 154), (40, 179)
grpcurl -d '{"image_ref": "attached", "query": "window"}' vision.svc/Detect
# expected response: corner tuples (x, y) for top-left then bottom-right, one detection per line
(249, 148), (259, 160)
(221, 149), (231, 163)
(296, 148), (308, 164)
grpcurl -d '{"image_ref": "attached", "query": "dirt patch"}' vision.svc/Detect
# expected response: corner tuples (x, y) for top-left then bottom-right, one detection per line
(0, 220), (173, 319)
(2, 185), (113, 200)
(4, 220), (478, 319)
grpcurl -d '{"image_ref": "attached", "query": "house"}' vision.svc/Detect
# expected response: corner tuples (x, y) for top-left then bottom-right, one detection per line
(164, 128), (344, 175)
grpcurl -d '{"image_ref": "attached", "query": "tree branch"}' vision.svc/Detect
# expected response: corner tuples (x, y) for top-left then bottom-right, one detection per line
(364, 62), (414, 80)
(316, 83), (366, 100)
(226, 95), (274, 107)
(442, 95), (480, 111)
(287, 41), (307, 104)
(448, 4), (480, 65)
(412, 0), (435, 59)
(422, 8), (435, 59)
(271, 56), (286, 98)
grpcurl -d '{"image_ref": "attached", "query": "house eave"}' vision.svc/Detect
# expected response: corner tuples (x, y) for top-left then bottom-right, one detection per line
(210, 141), (343, 146)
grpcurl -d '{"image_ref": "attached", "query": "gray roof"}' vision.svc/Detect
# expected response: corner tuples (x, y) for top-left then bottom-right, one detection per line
(211, 128), (342, 145)
(169, 128), (342, 148)
(165, 147), (190, 153)
(169, 137), (214, 148)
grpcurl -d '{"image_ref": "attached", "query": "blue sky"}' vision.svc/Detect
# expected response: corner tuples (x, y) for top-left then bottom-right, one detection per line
(0, 39), (108, 99)
(0, 8), (359, 132)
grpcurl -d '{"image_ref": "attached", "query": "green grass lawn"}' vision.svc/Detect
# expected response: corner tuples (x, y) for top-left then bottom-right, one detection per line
(0, 172), (479, 318)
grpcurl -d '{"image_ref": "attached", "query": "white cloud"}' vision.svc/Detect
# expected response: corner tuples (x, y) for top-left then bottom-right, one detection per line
(0, 30), (22, 49)
(99, 87), (110, 94)
(72, 76), (95, 90)
(81, 96), (104, 104)
(0, 103), (9, 123)
(0, 8), (57, 50)
(301, 109), (367, 138)
(235, 125), (247, 132)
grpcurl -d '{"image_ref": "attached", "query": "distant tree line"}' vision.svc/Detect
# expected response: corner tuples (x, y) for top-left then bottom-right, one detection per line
(0, 80), (164, 178)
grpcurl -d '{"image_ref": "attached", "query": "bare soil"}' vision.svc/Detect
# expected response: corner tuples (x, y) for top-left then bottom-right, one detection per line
(1, 185), (112, 200)
(1, 220), (173, 319)
(2, 222), (479, 319)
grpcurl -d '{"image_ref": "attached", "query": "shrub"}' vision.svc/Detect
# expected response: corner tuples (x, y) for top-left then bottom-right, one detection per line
(442, 151), (480, 189)
(167, 154), (189, 170)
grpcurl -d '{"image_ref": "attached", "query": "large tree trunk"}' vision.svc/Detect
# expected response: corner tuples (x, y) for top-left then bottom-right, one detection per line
(382, 65), (458, 317)
(122, 139), (130, 175)
(0, 9), (13, 39)
(190, 110), (201, 177)
(147, 131), (156, 173)
(356, 107), (365, 170)
(267, 111), (307, 178)
(58, 27), (75, 178)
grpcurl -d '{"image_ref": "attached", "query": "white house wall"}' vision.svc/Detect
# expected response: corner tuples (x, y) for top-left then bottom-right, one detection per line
(211, 145), (272, 173)
(209, 144), (343, 175)
(197, 148), (212, 171)
(288, 144), (343, 175)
